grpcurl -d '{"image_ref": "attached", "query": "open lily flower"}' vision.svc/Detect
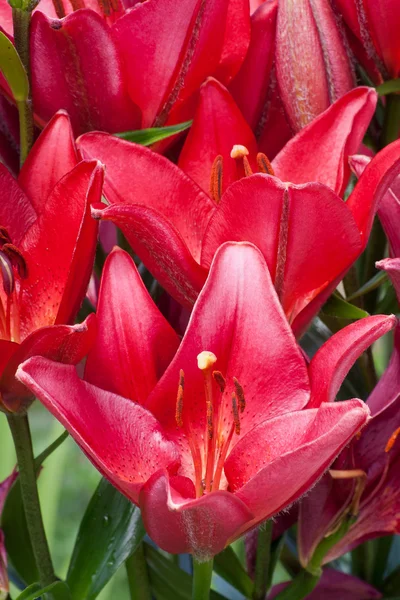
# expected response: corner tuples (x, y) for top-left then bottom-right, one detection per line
(18, 242), (395, 559)
(299, 321), (400, 566)
(79, 85), (399, 336)
(0, 111), (102, 412)
(0, 0), (250, 135)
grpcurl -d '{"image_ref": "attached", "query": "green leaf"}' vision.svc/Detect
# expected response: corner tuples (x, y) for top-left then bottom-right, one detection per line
(0, 31), (29, 102)
(115, 120), (192, 146)
(15, 581), (71, 600)
(320, 293), (369, 320)
(145, 544), (227, 600)
(66, 478), (145, 600)
(214, 546), (253, 597)
(347, 270), (388, 302)
(376, 78), (400, 96)
(1, 429), (69, 585)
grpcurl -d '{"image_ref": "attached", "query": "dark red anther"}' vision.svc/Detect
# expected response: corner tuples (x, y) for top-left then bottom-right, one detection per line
(0, 227), (12, 246)
(233, 377), (245, 413)
(210, 155), (223, 204)
(231, 393), (240, 435)
(0, 251), (14, 296)
(274, 188), (290, 301)
(2, 244), (28, 279)
(212, 370), (226, 393)
(257, 153), (275, 176)
(175, 369), (185, 428)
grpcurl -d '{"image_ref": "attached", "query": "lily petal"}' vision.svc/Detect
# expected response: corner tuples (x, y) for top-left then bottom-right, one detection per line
(113, 0), (229, 127)
(308, 315), (396, 409)
(85, 248), (179, 404)
(140, 469), (253, 559)
(16, 357), (179, 503)
(18, 111), (78, 209)
(19, 160), (103, 337)
(213, 0), (251, 84)
(367, 323), (400, 416)
(178, 78), (258, 196)
(226, 400), (369, 525)
(272, 87), (377, 195)
(0, 164), (36, 246)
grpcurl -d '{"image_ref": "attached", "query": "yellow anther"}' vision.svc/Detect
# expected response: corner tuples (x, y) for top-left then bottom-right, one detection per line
(197, 351), (217, 371)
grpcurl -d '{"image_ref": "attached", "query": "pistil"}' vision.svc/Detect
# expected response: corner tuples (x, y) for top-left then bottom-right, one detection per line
(230, 144), (253, 176)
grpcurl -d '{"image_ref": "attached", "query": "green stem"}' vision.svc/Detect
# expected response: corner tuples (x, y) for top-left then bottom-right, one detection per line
(7, 413), (56, 587)
(273, 570), (321, 600)
(126, 543), (152, 600)
(252, 520), (273, 600)
(192, 558), (213, 600)
(12, 7), (33, 165)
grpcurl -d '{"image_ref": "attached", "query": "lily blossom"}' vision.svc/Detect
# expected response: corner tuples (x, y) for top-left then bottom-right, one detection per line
(0, 111), (102, 412)
(78, 86), (398, 336)
(275, 0), (355, 132)
(299, 322), (400, 565)
(0, 0), (250, 136)
(17, 243), (395, 559)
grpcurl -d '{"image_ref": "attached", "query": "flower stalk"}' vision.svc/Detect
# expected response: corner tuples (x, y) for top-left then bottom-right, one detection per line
(7, 413), (56, 588)
(192, 558), (213, 600)
(252, 520), (273, 600)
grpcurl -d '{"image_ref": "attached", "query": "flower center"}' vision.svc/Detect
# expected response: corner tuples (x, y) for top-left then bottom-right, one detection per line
(0, 227), (28, 342)
(51, 0), (121, 20)
(209, 144), (274, 204)
(175, 350), (246, 496)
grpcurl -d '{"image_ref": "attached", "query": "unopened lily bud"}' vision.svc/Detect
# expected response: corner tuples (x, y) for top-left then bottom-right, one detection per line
(276, 0), (355, 131)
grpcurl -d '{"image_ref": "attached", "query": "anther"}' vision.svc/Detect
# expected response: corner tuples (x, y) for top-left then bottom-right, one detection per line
(175, 369), (184, 428)
(197, 351), (217, 371)
(0, 227), (11, 245)
(212, 371), (226, 393)
(233, 377), (245, 413)
(232, 393), (240, 435)
(257, 152), (275, 176)
(0, 251), (14, 296)
(210, 155), (223, 204)
(2, 244), (28, 279)
(385, 427), (400, 453)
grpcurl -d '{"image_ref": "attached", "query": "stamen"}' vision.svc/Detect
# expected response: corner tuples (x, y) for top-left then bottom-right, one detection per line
(0, 227), (11, 245)
(329, 468), (367, 519)
(385, 427), (400, 453)
(230, 144), (253, 177)
(233, 377), (245, 413)
(206, 399), (213, 440)
(0, 251), (14, 296)
(175, 369), (184, 428)
(232, 393), (241, 435)
(212, 370), (226, 393)
(2, 244), (28, 279)
(257, 152), (275, 176)
(210, 155), (223, 204)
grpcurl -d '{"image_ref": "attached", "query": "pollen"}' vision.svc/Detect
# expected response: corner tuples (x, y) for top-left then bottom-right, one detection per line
(213, 370), (226, 393)
(197, 351), (217, 371)
(385, 427), (400, 453)
(210, 155), (223, 204)
(233, 377), (245, 413)
(175, 369), (185, 428)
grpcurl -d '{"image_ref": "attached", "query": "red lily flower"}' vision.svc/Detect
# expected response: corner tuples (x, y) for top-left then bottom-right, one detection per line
(275, 0), (355, 132)
(0, 0), (250, 136)
(0, 110), (102, 412)
(17, 243), (394, 559)
(299, 321), (400, 565)
(268, 568), (382, 600)
(0, 470), (17, 599)
(79, 85), (396, 336)
(333, 0), (400, 80)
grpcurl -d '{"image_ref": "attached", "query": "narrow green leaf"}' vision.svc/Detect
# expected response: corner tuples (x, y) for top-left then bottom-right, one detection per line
(15, 580), (71, 600)
(376, 79), (400, 96)
(214, 546), (253, 597)
(0, 31), (29, 102)
(321, 293), (369, 320)
(347, 270), (388, 302)
(1, 429), (70, 585)
(115, 120), (192, 146)
(145, 544), (227, 600)
(67, 478), (145, 600)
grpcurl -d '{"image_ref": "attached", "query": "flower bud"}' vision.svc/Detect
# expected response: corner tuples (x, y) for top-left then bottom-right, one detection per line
(276, 0), (355, 131)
